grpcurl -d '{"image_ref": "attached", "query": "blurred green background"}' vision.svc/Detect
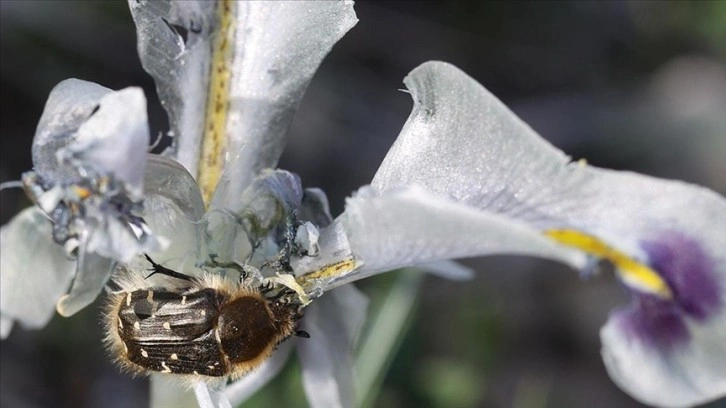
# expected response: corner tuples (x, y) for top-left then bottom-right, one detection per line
(1, 1), (725, 407)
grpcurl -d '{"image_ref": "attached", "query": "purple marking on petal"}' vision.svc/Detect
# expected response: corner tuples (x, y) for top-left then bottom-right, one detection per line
(616, 295), (689, 350)
(642, 232), (721, 321)
(617, 232), (721, 351)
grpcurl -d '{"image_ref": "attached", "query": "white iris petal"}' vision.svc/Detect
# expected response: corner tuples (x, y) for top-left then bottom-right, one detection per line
(129, 0), (358, 198)
(298, 285), (369, 408)
(128, 0), (215, 174)
(31, 79), (111, 181)
(142, 155), (206, 272)
(602, 308), (726, 408)
(211, 1), (358, 207)
(329, 60), (725, 408)
(8, 0), (721, 406)
(0, 316), (12, 339)
(2, 78), (163, 330)
(56, 251), (115, 317)
(415, 260), (475, 282)
(62, 87), (149, 197)
(225, 341), (295, 406)
(0, 208), (75, 336)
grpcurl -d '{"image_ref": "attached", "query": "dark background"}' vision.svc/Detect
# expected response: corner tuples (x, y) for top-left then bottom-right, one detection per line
(1, 1), (725, 407)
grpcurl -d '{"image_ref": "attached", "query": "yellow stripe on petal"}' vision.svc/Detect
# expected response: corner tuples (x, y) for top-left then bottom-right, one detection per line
(297, 257), (359, 290)
(544, 229), (672, 299)
(198, 0), (235, 206)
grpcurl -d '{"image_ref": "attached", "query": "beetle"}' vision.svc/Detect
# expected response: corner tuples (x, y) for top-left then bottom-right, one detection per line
(104, 255), (308, 380)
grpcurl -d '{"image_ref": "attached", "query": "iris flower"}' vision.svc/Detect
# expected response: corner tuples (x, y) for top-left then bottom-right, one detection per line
(1, 1), (724, 408)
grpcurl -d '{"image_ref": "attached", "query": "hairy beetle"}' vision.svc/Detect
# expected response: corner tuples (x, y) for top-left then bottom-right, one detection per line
(104, 255), (307, 380)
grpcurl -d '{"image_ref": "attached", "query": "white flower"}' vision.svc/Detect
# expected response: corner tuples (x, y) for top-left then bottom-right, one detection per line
(329, 61), (725, 408)
(1, 79), (166, 331)
(1, 1), (724, 408)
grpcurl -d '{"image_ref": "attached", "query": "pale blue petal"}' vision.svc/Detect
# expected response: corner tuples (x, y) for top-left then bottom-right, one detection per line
(149, 374), (199, 408)
(602, 307), (726, 408)
(32, 80), (149, 198)
(225, 341), (294, 406)
(373, 61), (726, 268)
(305, 186), (584, 291)
(0, 208), (75, 331)
(415, 260), (474, 281)
(56, 250), (114, 317)
(142, 156), (205, 271)
(32, 79), (111, 182)
(129, 0), (357, 193)
(81, 211), (163, 264)
(211, 0), (358, 207)
(144, 155), (205, 221)
(298, 285), (368, 408)
(600, 231), (726, 408)
(63, 87), (150, 197)
(0, 315), (12, 339)
(128, 0), (215, 175)
(228, 169), (303, 217)
(300, 187), (334, 227)
(142, 154), (205, 269)
(292, 218), (356, 295)
(371, 61), (726, 406)
(194, 381), (232, 408)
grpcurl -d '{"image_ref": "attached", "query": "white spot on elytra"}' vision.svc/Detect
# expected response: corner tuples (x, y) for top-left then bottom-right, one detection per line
(161, 361), (171, 373)
(181, 295), (187, 305)
(125, 292), (132, 306)
(201, 310), (206, 316)
(193, 370), (199, 375)
(134, 321), (140, 330)
(207, 365), (215, 370)
(163, 322), (171, 330)
(214, 328), (221, 343)
(141, 348), (148, 358)
(147, 290), (154, 302)
(170, 353), (178, 360)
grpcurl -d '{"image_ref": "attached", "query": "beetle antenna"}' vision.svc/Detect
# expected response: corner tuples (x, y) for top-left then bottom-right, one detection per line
(144, 254), (193, 282)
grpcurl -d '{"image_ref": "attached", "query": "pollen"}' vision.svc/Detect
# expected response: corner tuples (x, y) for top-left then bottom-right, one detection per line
(72, 185), (92, 199)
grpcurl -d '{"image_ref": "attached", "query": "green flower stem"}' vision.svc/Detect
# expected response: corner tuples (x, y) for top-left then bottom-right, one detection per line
(355, 269), (424, 408)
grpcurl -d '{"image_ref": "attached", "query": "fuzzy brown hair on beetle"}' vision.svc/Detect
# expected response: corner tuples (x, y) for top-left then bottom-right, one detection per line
(103, 255), (309, 382)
